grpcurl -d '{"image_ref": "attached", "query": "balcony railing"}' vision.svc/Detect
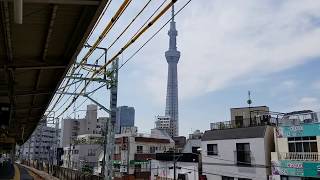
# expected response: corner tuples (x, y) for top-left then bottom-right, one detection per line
(279, 152), (320, 161)
(211, 117), (278, 130)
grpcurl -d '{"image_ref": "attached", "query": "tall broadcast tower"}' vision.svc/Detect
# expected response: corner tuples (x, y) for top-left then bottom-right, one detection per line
(165, 5), (180, 137)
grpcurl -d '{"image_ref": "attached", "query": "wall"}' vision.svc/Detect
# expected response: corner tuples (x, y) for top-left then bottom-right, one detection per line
(201, 138), (269, 180)
(183, 139), (201, 153)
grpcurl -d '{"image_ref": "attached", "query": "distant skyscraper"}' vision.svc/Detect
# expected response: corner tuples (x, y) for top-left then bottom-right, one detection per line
(116, 106), (135, 133)
(165, 5), (180, 137)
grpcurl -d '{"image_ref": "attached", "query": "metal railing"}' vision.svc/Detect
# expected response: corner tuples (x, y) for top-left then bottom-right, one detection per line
(52, 166), (103, 180)
(211, 117), (278, 130)
(279, 152), (320, 161)
(21, 160), (103, 180)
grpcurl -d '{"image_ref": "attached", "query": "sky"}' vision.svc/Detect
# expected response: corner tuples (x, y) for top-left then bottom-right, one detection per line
(56, 0), (320, 136)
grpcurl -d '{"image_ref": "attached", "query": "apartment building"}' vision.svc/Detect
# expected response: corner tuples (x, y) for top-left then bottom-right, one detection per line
(96, 128), (174, 179)
(61, 104), (107, 147)
(270, 111), (320, 180)
(21, 118), (60, 163)
(155, 115), (175, 137)
(202, 106), (276, 180)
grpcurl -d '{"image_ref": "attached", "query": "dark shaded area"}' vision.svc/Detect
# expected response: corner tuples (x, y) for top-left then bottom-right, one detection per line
(0, 162), (14, 179)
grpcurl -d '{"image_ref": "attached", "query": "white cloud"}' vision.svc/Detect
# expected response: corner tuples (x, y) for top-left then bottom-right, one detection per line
(295, 97), (320, 111)
(282, 80), (297, 89)
(134, 0), (320, 103)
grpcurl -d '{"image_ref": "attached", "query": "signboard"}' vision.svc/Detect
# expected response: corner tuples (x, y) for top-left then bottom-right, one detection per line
(272, 160), (320, 178)
(129, 160), (149, 165)
(275, 123), (320, 138)
(112, 160), (121, 165)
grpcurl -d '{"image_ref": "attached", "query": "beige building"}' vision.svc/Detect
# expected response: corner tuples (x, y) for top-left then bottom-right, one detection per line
(95, 128), (175, 179)
(61, 104), (107, 147)
(270, 111), (320, 180)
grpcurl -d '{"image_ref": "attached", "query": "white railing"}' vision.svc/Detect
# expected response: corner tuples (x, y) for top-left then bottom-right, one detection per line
(279, 152), (320, 161)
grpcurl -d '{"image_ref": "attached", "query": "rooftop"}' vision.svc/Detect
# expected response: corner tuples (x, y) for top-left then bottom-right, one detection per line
(202, 125), (268, 141)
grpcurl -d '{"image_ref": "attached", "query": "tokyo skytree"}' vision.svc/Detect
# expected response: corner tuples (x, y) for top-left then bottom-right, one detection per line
(165, 5), (180, 136)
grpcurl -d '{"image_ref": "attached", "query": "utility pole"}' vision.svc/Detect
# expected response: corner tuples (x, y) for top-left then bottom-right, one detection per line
(104, 58), (119, 180)
(101, 119), (108, 177)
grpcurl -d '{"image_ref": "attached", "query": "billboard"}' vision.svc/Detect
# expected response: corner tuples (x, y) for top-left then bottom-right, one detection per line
(275, 123), (320, 138)
(272, 160), (320, 178)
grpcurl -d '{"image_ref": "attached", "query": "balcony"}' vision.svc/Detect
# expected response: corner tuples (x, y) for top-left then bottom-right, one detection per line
(279, 152), (320, 161)
(211, 117), (278, 130)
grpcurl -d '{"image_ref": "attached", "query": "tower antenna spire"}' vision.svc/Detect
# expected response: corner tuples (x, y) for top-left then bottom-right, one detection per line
(171, 4), (175, 22)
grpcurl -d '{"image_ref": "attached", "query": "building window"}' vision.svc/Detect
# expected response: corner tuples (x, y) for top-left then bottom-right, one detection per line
(150, 146), (156, 153)
(239, 178), (252, 180)
(137, 146), (143, 154)
(236, 143), (251, 166)
(288, 136), (318, 153)
(222, 176), (234, 180)
(207, 144), (218, 155)
(88, 149), (95, 156)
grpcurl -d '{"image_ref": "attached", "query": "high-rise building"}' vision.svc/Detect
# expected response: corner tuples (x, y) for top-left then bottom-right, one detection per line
(115, 106), (135, 133)
(164, 5), (180, 137)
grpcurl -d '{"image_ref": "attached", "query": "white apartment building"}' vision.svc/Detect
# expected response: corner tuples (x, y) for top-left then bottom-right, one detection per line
(155, 115), (176, 137)
(21, 119), (60, 164)
(201, 125), (274, 180)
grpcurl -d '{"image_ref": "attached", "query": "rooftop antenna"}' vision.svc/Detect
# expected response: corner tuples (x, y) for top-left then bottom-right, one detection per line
(247, 90), (252, 108)
(247, 90), (253, 123)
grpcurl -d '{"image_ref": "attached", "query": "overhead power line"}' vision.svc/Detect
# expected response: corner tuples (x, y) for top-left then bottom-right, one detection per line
(55, 0), (178, 118)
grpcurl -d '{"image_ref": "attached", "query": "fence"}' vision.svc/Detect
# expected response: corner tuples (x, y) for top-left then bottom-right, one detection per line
(21, 160), (103, 180)
(279, 152), (320, 161)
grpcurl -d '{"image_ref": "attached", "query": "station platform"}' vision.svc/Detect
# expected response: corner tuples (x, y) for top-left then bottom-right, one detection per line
(0, 163), (39, 180)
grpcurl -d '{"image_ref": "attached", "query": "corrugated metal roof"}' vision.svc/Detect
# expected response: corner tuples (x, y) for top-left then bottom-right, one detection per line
(202, 126), (268, 141)
(0, 0), (108, 147)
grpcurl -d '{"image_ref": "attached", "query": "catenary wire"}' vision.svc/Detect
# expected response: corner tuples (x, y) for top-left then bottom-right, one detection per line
(55, 0), (178, 118)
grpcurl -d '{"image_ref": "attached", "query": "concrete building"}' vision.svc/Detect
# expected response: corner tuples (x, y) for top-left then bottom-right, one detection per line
(183, 130), (203, 154)
(62, 134), (104, 171)
(173, 136), (187, 153)
(270, 110), (320, 180)
(211, 106), (273, 130)
(21, 118), (60, 164)
(164, 5), (180, 137)
(155, 115), (174, 137)
(95, 128), (175, 179)
(61, 104), (107, 147)
(116, 106), (135, 134)
(202, 125), (275, 180)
